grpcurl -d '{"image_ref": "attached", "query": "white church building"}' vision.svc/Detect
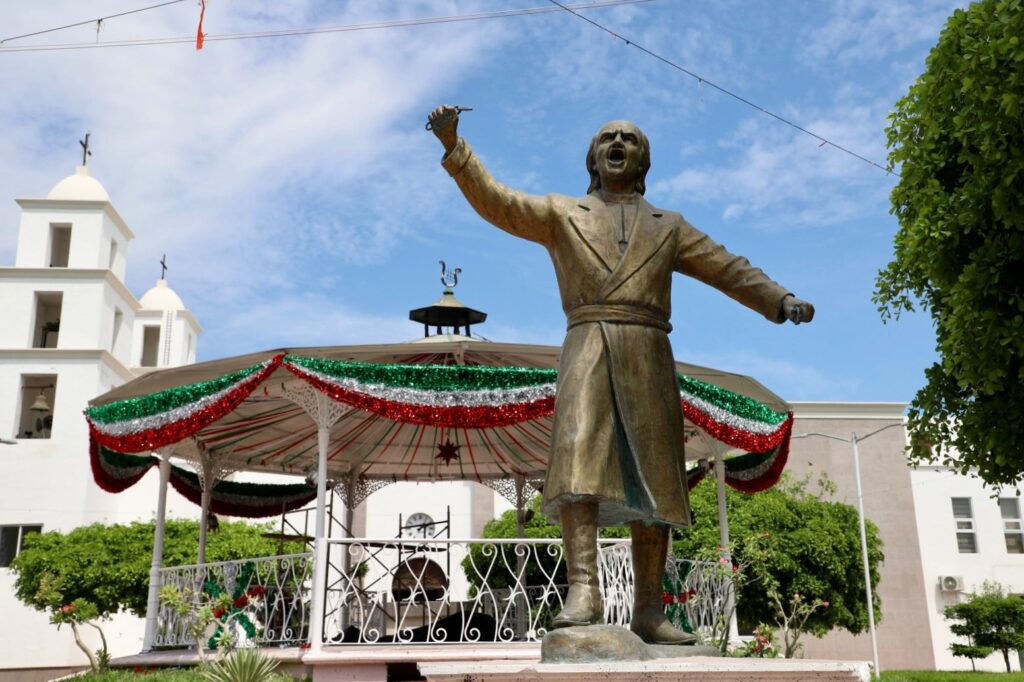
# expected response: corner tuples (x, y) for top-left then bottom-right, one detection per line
(1, 162), (1021, 679)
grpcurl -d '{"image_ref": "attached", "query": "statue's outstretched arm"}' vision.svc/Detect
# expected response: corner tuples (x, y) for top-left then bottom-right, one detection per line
(674, 217), (793, 323)
(429, 105), (553, 245)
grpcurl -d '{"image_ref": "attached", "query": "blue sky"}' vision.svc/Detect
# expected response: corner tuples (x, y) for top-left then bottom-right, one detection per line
(0, 0), (962, 403)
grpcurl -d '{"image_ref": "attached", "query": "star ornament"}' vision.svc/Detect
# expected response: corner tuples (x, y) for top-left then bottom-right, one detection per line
(436, 438), (461, 465)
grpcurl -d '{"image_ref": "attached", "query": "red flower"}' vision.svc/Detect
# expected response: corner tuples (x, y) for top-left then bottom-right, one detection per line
(212, 608), (226, 619)
(247, 585), (266, 598)
(299, 642), (312, 650)
(233, 595), (249, 609)
(677, 588), (698, 604)
(662, 592), (675, 605)
(61, 603), (76, 613)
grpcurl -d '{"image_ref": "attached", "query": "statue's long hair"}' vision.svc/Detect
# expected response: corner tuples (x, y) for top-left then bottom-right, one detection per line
(586, 124), (651, 195)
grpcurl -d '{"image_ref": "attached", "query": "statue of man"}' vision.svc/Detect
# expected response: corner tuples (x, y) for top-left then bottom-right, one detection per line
(428, 106), (814, 644)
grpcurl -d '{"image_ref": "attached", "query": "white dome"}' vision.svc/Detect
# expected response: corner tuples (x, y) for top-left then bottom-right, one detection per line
(140, 279), (186, 311)
(47, 165), (110, 202)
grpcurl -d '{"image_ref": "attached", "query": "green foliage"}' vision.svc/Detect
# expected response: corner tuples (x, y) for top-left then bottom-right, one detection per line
(875, 0), (1024, 485)
(944, 581), (1024, 672)
(200, 648), (280, 682)
(11, 519), (298, 618)
(674, 476), (883, 640)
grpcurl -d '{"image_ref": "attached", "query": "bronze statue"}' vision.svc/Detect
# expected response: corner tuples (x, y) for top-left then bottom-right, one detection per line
(428, 106), (814, 645)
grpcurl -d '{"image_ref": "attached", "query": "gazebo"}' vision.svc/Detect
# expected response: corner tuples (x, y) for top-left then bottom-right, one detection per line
(86, 292), (793, 656)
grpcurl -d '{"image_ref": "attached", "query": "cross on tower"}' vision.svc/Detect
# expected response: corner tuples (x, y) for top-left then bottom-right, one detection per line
(160, 254), (168, 280)
(79, 133), (92, 166)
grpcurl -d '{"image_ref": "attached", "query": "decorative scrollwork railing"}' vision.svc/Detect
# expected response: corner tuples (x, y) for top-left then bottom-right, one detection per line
(321, 538), (730, 645)
(151, 541), (730, 649)
(155, 553), (313, 649)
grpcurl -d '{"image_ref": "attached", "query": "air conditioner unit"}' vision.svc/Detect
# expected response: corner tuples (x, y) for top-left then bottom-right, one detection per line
(939, 575), (965, 592)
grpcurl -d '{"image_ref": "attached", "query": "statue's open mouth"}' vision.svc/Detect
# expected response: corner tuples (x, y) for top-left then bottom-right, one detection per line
(608, 147), (626, 163)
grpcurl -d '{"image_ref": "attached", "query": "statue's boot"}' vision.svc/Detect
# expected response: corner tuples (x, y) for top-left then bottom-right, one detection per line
(553, 501), (603, 628)
(630, 522), (696, 645)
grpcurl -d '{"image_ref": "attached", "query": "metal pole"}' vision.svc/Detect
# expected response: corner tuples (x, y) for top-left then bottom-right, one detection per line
(715, 452), (740, 644)
(197, 488), (211, 565)
(308, 419), (330, 651)
(851, 434), (880, 678)
(143, 455), (172, 651)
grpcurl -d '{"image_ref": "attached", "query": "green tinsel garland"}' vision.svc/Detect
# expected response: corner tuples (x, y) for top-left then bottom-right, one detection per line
(87, 362), (267, 424)
(285, 355), (557, 391)
(678, 375), (786, 426)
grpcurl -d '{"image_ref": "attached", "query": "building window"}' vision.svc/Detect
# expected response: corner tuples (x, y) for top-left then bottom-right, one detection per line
(108, 240), (118, 269)
(111, 309), (123, 353)
(140, 325), (160, 367)
(49, 224), (71, 267)
(16, 375), (57, 439)
(32, 292), (63, 348)
(0, 525), (42, 568)
(1000, 498), (1023, 554)
(952, 497), (977, 553)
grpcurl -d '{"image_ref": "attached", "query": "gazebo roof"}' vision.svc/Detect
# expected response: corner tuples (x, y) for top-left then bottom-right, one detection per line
(86, 341), (794, 513)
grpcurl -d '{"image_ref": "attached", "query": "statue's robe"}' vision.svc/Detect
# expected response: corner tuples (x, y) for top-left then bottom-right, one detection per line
(442, 139), (790, 527)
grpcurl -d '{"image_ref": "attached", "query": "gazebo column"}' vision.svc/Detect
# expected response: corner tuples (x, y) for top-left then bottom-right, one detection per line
(143, 449), (173, 651)
(198, 488), (212, 564)
(283, 386), (346, 652)
(714, 451), (740, 644)
(513, 475), (528, 638)
(188, 439), (230, 566)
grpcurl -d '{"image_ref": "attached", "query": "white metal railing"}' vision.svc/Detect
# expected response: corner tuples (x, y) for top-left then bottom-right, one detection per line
(155, 553), (313, 649)
(321, 538), (730, 645)
(152, 541), (730, 649)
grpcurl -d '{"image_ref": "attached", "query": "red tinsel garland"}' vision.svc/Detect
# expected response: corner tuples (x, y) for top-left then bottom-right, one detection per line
(89, 435), (158, 493)
(681, 404), (793, 454)
(89, 355), (284, 453)
(284, 364), (556, 428)
(725, 418), (793, 494)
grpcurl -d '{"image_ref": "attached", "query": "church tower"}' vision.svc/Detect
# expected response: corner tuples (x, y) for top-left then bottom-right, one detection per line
(0, 154), (201, 670)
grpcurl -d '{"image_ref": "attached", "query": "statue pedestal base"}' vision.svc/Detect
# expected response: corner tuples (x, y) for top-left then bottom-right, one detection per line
(540, 625), (716, 663)
(419, 657), (872, 682)
(421, 631), (870, 682)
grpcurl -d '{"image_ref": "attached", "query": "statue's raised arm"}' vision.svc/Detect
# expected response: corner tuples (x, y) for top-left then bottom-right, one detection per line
(428, 105), (554, 246)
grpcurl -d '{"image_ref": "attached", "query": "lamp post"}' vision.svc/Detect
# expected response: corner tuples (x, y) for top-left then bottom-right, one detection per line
(792, 422), (904, 679)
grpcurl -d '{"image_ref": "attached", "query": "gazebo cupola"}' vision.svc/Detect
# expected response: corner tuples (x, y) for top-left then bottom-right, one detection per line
(408, 261), (487, 338)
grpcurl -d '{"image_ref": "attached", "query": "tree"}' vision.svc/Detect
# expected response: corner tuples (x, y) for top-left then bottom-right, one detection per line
(11, 518), (296, 618)
(945, 581), (1024, 673)
(875, 0), (1024, 486)
(674, 476), (883, 652)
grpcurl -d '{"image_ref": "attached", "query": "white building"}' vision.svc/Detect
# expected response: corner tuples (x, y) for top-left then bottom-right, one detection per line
(911, 464), (1024, 671)
(0, 163), (202, 678)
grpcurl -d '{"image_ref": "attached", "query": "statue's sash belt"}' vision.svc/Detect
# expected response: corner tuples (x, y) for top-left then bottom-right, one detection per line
(566, 304), (672, 333)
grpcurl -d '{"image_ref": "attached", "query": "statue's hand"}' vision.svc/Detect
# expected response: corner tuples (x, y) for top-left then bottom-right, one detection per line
(782, 295), (815, 325)
(428, 105), (460, 153)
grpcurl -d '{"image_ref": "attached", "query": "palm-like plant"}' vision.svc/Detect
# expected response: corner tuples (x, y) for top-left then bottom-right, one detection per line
(200, 648), (280, 682)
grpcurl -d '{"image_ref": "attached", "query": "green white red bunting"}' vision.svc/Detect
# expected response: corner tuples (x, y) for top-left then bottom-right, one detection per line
(86, 354), (793, 499)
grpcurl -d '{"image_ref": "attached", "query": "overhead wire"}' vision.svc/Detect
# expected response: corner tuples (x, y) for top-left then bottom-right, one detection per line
(0, 0), (652, 51)
(546, 0), (895, 177)
(0, 0), (187, 44)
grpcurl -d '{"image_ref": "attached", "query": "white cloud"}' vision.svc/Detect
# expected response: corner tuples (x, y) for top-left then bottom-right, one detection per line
(649, 95), (895, 230)
(800, 0), (963, 65)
